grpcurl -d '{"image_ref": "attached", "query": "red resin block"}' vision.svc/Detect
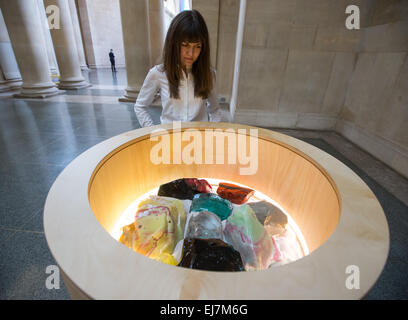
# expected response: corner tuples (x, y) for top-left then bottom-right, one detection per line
(184, 178), (213, 193)
(216, 182), (254, 204)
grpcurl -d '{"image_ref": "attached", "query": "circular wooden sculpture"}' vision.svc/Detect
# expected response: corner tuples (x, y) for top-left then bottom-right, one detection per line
(43, 122), (389, 299)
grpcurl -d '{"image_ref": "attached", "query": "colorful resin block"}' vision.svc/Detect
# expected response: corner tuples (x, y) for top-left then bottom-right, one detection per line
(248, 201), (288, 236)
(185, 178), (212, 193)
(224, 205), (281, 270)
(185, 210), (223, 240)
(137, 196), (186, 242)
(119, 206), (178, 266)
(273, 227), (304, 265)
(190, 193), (233, 221)
(216, 182), (254, 204)
(178, 238), (244, 272)
(264, 213), (288, 237)
(248, 201), (288, 229)
(158, 178), (212, 200)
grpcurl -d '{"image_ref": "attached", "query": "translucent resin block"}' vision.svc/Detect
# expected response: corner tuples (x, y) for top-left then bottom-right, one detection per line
(185, 210), (223, 240)
(248, 200), (288, 236)
(273, 227), (304, 265)
(224, 205), (281, 270)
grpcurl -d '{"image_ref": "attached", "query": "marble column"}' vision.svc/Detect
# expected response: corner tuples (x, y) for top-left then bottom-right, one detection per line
(0, 0), (60, 98)
(119, 0), (150, 102)
(0, 8), (22, 90)
(76, 0), (97, 69)
(230, 0), (246, 121)
(44, 0), (90, 89)
(148, 0), (164, 67)
(37, 0), (60, 76)
(67, 0), (88, 70)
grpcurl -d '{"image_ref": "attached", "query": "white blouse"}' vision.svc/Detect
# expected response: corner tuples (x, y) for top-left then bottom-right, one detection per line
(134, 64), (223, 127)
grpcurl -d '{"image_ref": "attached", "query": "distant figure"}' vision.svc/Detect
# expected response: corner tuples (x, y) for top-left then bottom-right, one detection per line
(109, 49), (116, 72)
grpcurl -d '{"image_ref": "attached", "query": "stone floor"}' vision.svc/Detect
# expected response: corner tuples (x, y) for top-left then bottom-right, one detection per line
(0, 68), (407, 299)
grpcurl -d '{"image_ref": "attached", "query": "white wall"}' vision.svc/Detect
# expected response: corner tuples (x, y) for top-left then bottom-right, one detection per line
(78, 0), (125, 68)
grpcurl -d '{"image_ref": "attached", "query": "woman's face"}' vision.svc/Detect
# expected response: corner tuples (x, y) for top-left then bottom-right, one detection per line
(180, 41), (202, 69)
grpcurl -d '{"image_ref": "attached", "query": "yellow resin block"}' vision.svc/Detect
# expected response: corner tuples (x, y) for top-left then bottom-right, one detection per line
(119, 207), (175, 261)
(137, 196), (187, 242)
(119, 196), (187, 265)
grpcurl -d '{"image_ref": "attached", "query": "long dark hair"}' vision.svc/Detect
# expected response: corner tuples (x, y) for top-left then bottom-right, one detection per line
(162, 10), (212, 99)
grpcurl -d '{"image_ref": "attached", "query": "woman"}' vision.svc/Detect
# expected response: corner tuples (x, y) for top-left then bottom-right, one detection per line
(134, 10), (223, 127)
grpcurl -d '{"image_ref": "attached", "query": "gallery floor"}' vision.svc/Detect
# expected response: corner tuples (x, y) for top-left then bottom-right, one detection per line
(0, 69), (407, 299)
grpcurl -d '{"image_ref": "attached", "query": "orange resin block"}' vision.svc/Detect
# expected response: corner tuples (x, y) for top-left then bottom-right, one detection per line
(216, 182), (255, 205)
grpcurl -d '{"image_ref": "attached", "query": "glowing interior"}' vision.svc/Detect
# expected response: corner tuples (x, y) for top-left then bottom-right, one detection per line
(89, 129), (341, 264)
(111, 178), (309, 259)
